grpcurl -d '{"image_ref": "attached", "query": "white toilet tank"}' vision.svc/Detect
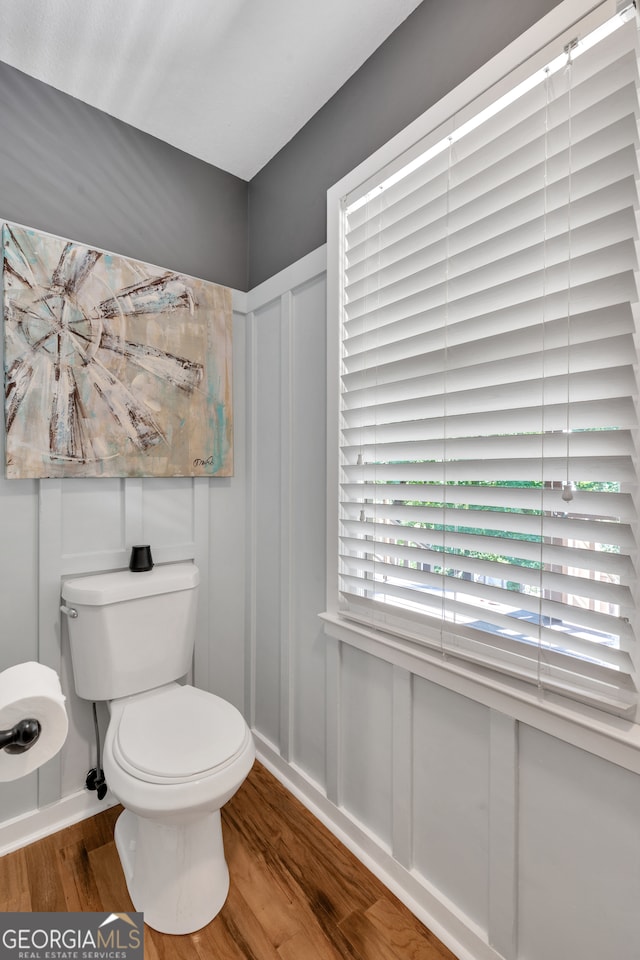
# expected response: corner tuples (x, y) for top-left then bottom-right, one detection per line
(62, 562), (200, 701)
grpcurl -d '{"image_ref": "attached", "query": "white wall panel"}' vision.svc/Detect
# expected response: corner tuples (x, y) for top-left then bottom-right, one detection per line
(340, 644), (394, 845)
(412, 678), (490, 933)
(488, 712), (518, 960)
(61, 479), (125, 559)
(247, 254), (329, 781)
(141, 478), (194, 549)
(0, 776), (37, 826)
(291, 275), (327, 785)
(518, 726), (640, 960)
(250, 297), (283, 747)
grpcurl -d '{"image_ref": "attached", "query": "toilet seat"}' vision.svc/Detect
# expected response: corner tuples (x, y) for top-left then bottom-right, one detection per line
(112, 685), (250, 784)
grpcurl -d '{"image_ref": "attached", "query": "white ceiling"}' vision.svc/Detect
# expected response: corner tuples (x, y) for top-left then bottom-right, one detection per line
(0, 0), (423, 181)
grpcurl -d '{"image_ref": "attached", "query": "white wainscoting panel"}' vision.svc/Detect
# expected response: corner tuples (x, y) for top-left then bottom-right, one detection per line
(487, 712), (518, 960)
(341, 644), (394, 846)
(290, 274), (328, 786)
(518, 726), (640, 960)
(249, 296), (283, 748)
(247, 248), (329, 778)
(412, 678), (490, 935)
(62, 479), (125, 560)
(391, 666), (413, 867)
(142, 478), (195, 551)
(248, 301), (282, 745)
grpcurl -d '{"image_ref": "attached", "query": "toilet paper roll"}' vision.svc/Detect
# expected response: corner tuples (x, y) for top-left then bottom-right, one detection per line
(0, 662), (68, 782)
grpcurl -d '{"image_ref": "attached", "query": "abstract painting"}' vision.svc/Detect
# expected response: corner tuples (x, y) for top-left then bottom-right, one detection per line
(2, 223), (233, 478)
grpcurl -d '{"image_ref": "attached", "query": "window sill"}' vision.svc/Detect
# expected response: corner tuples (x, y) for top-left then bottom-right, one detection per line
(319, 611), (640, 775)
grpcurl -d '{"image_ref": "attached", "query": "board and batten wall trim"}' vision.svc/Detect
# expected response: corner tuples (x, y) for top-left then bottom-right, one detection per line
(245, 245), (328, 758)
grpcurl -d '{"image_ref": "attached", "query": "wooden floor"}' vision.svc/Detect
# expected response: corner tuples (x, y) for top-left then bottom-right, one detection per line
(0, 762), (457, 960)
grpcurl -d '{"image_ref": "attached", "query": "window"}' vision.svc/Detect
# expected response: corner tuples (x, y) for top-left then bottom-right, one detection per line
(328, 0), (639, 719)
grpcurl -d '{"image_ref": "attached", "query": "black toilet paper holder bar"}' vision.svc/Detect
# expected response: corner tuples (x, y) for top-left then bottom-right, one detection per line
(0, 718), (41, 754)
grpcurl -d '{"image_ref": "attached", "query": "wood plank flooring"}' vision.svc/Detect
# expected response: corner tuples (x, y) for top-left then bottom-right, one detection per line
(0, 762), (458, 960)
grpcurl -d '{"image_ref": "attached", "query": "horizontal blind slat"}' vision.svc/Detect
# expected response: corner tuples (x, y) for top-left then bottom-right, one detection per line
(343, 366), (636, 420)
(341, 508), (633, 552)
(343, 429), (634, 466)
(342, 399), (637, 445)
(342, 335), (634, 396)
(341, 457), (636, 484)
(341, 482), (635, 522)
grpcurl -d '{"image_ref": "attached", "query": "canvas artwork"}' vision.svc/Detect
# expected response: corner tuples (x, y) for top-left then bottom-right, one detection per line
(2, 223), (233, 479)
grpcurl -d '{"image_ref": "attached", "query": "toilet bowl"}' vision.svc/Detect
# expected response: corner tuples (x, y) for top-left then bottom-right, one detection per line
(104, 683), (255, 934)
(61, 562), (254, 935)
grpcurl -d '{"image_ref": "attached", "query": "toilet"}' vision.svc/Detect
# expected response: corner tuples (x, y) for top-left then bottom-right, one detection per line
(61, 562), (254, 935)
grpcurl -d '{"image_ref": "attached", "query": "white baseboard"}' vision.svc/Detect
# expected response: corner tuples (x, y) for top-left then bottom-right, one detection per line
(253, 732), (499, 960)
(0, 788), (117, 856)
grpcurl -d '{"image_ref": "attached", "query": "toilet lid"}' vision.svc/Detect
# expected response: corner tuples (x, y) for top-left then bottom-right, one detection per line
(115, 685), (248, 781)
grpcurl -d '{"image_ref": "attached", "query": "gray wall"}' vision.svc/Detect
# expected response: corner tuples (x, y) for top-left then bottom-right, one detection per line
(0, 61), (248, 291)
(0, 0), (567, 292)
(248, 0), (564, 288)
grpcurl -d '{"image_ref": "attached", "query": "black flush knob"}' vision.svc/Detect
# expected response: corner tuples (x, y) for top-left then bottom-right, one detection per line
(129, 544), (154, 572)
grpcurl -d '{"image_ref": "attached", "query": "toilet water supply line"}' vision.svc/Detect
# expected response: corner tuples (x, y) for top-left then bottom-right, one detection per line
(88, 701), (107, 800)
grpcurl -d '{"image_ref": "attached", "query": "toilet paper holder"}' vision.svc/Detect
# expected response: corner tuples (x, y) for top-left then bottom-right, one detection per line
(0, 718), (41, 754)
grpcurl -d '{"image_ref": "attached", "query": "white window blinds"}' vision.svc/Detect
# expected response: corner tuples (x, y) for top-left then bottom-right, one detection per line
(337, 7), (640, 717)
